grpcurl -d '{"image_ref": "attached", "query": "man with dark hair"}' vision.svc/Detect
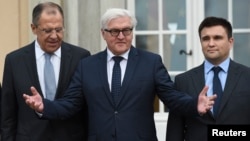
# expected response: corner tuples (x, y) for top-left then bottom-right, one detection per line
(166, 16), (250, 141)
(1, 2), (90, 141)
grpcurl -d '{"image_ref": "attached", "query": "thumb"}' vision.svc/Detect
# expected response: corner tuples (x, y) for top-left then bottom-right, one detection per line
(200, 85), (209, 96)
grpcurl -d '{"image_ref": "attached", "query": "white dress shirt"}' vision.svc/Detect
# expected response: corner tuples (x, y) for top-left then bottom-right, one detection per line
(106, 48), (129, 91)
(35, 40), (61, 98)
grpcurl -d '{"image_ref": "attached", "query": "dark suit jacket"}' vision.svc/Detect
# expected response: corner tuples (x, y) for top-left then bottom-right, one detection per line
(42, 46), (199, 141)
(166, 60), (250, 141)
(0, 83), (1, 135)
(1, 41), (90, 141)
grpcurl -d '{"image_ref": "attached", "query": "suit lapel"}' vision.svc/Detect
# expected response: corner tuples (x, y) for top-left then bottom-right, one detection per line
(56, 43), (72, 98)
(192, 64), (205, 94)
(98, 50), (115, 106)
(23, 42), (43, 97)
(116, 47), (139, 106)
(192, 64), (214, 117)
(217, 61), (241, 116)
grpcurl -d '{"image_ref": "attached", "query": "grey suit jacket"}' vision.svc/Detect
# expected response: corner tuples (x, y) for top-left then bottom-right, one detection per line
(1, 41), (90, 141)
(42, 46), (200, 141)
(166, 60), (250, 141)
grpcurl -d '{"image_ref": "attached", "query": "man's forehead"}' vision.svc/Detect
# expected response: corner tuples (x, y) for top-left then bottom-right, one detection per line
(43, 7), (59, 15)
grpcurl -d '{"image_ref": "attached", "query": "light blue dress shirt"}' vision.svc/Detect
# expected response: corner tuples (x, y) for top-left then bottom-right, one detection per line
(204, 58), (230, 112)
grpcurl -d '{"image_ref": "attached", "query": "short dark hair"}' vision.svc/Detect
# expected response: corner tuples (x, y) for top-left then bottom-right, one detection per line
(198, 16), (232, 39)
(32, 2), (64, 26)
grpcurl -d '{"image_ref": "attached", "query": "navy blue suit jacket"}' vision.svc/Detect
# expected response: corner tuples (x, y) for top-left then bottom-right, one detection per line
(1, 41), (90, 141)
(43, 46), (198, 141)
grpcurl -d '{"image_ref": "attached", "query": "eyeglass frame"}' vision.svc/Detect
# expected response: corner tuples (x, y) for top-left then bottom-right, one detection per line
(104, 28), (133, 37)
(36, 26), (65, 35)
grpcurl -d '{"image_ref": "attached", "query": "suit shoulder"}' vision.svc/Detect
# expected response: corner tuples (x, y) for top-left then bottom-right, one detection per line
(62, 42), (90, 54)
(134, 48), (162, 62)
(5, 43), (34, 58)
(81, 51), (102, 61)
(176, 65), (202, 77)
(232, 61), (250, 69)
(136, 48), (160, 57)
(230, 61), (250, 74)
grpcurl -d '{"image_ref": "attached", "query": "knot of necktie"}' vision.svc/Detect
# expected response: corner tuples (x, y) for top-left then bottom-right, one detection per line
(44, 53), (52, 60)
(212, 66), (222, 75)
(113, 56), (123, 64)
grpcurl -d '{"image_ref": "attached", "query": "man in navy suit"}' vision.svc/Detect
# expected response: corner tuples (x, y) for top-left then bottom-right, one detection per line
(1, 2), (90, 141)
(23, 8), (216, 141)
(166, 17), (250, 141)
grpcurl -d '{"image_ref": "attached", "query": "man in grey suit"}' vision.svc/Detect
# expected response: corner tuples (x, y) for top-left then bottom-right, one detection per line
(1, 2), (90, 141)
(166, 17), (250, 141)
(23, 8), (215, 141)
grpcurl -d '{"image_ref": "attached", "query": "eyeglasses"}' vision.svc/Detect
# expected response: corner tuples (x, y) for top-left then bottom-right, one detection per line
(104, 28), (133, 37)
(37, 27), (64, 35)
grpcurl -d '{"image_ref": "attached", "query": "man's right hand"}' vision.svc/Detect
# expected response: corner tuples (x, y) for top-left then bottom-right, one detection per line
(23, 86), (44, 113)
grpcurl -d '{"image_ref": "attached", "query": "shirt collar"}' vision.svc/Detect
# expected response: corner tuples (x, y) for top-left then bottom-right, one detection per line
(204, 58), (230, 74)
(35, 40), (61, 59)
(106, 48), (129, 61)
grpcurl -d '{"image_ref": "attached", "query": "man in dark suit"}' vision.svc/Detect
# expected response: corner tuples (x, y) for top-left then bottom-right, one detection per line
(1, 2), (90, 141)
(166, 17), (250, 141)
(23, 8), (215, 141)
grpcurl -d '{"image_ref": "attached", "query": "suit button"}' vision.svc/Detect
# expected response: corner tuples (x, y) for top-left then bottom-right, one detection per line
(114, 111), (118, 114)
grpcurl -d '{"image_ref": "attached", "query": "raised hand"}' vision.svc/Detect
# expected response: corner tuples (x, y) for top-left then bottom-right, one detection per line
(197, 86), (217, 115)
(23, 86), (44, 113)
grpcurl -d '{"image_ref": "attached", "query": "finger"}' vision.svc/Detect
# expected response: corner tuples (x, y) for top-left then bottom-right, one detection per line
(200, 85), (209, 96)
(209, 94), (217, 101)
(30, 101), (36, 109)
(206, 106), (212, 111)
(35, 102), (42, 108)
(23, 95), (33, 105)
(23, 94), (29, 100)
(210, 101), (214, 105)
(30, 86), (39, 96)
(25, 97), (32, 104)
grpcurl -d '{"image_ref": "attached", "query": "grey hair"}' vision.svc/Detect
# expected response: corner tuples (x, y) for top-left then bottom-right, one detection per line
(100, 8), (137, 29)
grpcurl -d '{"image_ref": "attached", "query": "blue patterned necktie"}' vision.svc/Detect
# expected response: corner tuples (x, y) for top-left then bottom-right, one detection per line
(44, 53), (56, 100)
(212, 66), (223, 117)
(111, 56), (123, 106)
